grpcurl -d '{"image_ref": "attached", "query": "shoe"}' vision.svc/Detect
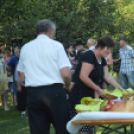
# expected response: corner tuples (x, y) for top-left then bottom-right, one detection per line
(21, 114), (26, 118)
(21, 111), (26, 117)
(5, 107), (10, 111)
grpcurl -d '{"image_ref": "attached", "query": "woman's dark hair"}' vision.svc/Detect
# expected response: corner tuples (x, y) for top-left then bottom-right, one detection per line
(76, 49), (85, 61)
(64, 44), (71, 55)
(64, 44), (71, 50)
(95, 35), (115, 49)
(64, 44), (76, 58)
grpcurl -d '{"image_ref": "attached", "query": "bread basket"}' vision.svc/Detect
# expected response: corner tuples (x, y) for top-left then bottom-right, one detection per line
(122, 93), (134, 100)
(76, 110), (91, 113)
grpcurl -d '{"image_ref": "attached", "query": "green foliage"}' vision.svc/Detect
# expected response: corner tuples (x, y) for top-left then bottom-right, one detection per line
(114, 0), (134, 43)
(0, 0), (116, 45)
(0, 0), (134, 46)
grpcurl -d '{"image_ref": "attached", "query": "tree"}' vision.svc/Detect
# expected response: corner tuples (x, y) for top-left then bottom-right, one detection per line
(0, 0), (130, 47)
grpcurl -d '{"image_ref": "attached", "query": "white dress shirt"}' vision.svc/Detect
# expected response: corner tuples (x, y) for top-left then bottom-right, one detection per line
(17, 34), (71, 87)
(75, 49), (78, 54)
(89, 46), (95, 50)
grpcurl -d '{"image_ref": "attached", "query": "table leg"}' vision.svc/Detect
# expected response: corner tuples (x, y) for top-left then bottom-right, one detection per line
(124, 126), (127, 134)
(99, 125), (127, 134)
(101, 125), (110, 134)
(94, 126), (96, 134)
(131, 125), (133, 134)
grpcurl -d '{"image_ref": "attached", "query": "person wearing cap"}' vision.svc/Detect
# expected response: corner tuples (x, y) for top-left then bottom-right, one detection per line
(118, 36), (134, 89)
(75, 40), (84, 55)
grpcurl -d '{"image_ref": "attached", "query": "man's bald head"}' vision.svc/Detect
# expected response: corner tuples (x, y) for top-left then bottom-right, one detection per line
(87, 38), (95, 49)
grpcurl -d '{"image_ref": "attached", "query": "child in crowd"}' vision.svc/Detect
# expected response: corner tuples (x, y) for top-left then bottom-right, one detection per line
(5, 51), (14, 106)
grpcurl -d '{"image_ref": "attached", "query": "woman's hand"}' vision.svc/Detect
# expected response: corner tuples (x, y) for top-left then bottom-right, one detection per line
(125, 89), (130, 92)
(97, 88), (108, 99)
(118, 87), (127, 91)
(103, 66), (124, 92)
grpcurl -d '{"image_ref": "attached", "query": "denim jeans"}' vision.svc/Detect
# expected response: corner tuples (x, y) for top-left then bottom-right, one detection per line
(13, 81), (17, 96)
(120, 71), (134, 89)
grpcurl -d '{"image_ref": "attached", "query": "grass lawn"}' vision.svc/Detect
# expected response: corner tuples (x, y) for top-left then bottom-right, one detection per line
(0, 94), (55, 134)
(0, 73), (132, 134)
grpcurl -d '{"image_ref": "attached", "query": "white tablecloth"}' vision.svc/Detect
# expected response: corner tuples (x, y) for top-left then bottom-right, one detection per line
(66, 112), (134, 134)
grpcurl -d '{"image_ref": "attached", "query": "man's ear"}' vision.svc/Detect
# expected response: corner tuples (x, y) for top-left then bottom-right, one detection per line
(49, 28), (53, 35)
(48, 28), (53, 39)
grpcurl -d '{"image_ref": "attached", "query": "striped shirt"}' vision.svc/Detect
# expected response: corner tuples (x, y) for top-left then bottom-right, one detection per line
(119, 45), (134, 74)
(15, 64), (25, 87)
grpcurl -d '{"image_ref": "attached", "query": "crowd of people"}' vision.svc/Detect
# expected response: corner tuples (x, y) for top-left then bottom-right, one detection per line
(0, 46), (27, 117)
(0, 19), (134, 134)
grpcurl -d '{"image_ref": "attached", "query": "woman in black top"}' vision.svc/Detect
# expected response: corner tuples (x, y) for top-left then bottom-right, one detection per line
(69, 36), (125, 134)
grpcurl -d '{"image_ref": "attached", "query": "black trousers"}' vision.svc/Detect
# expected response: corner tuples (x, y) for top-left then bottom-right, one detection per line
(17, 86), (27, 111)
(27, 84), (70, 134)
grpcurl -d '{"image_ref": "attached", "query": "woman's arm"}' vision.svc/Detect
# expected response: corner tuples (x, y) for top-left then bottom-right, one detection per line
(113, 58), (121, 63)
(79, 62), (107, 99)
(107, 53), (113, 66)
(103, 66), (124, 90)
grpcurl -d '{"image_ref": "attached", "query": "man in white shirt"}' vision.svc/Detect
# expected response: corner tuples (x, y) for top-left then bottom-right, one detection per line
(87, 38), (95, 50)
(17, 19), (71, 134)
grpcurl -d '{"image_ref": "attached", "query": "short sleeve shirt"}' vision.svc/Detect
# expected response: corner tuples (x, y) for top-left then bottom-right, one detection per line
(17, 34), (71, 87)
(71, 50), (106, 100)
(7, 55), (19, 80)
(73, 50), (107, 85)
(15, 64), (25, 87)
(89, 46), (95, 50)
(119, 45), (134, 74)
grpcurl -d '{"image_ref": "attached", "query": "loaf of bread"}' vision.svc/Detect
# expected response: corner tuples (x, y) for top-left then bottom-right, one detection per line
(110, 99), (126, 112)
(125, 101), (134, 112)
(110, 99), (134, 112)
